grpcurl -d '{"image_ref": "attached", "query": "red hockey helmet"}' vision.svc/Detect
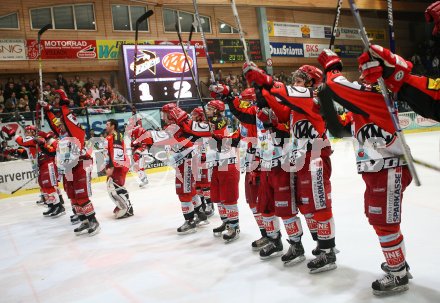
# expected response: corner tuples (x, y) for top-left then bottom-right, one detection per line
(161, 103), (177, 114)
(207, 100), (225, 112)
(298, 65), (323, 87)
(240, 88), (256, 101)
(167, 107), (188, 124)
(191, 107), (205, 122)
(25, 125), (37, 132)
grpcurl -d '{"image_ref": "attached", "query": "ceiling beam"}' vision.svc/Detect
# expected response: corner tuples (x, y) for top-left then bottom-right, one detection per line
(155, 0), (426, 13)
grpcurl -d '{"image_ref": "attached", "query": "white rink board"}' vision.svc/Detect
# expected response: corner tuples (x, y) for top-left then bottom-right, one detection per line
(0, 131), (440, 303)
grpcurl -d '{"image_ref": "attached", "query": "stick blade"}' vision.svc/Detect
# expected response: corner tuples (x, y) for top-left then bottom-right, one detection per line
(38, 23), (52, 36)
(137, 10), (154, 25)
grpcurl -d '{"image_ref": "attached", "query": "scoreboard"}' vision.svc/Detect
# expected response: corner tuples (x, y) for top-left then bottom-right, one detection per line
(121, 45), (199, 103)
(206, 39), (263, 63)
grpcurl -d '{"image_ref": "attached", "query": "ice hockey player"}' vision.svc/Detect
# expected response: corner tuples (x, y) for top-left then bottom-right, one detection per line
(357, 44), (440, 122)
(16, 125), (65, 218)
(318, 49), (413, 295)
(41, 89), (100, 236)
(105, 119), (133, 219)
(179, 100), (241, 242)
(128, 118), (149, 187)
(209, 86), (269, 250)
(242, 62), (337, 272)
(139, 103), (209, 234)
(190, 107), (214, 217)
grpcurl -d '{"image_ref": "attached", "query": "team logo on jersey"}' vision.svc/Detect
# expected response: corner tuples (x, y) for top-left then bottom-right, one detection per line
(356, 123), (395, 146)
(130, 50), (160, 76)
(292, 120), (318, 139)
(66, 113), (79, 126)
(428, 78), (440, 91)
(162, 52), (193, 73)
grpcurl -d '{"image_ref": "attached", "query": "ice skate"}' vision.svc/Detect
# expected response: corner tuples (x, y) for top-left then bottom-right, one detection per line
(139, 177), (149, 188)
(281, 240), (306, 266)
(312, 243), (340, 256)
(43, 204), (56, 217)
(372, 272), (409, 296)
(49, 204), (66, 218)
(260, 235), (283, 260)
(223, 225), (240, 243)
(381, 262), (413, 279)
(70, 214), (80, 225)
(74, 221), (90, 236)
(177, 220), (197, 235)
(307, 248), (337, 273)
(87, 217), (100, 236)
(251, 236), (270, 251)
(204, 203), (214, 218)
(194, 209), (209, 226)
(213, 221), (227, 237)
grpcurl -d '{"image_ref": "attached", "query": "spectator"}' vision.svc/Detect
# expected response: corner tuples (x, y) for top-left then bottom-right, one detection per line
(67, 86), (80, 105)
(17, 85), (29, 100)
(5, 92), (17, 111)
(90, 84), (100, 100)
(56, 73), (68, 88)
(4, 82), (16, 100)
(22, 105), (33, 120)
(74, 75), (85, 89)
(0, 89), (4, 104)
(17, 98), (27, 112)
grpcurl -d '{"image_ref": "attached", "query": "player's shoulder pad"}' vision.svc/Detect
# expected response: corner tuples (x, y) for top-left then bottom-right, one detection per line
(192, 121), (210, 132)
(285, 85), (313, 98)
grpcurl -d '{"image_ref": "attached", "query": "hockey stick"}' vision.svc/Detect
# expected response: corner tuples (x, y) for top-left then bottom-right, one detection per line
(317, 0), (352, 138)
(176, 25), (195, 108)
(175, 22), (211, 132)
(330, 0), (344, 51)
(37, 23), (52, 128)
(386, 0), (396, 53)
(230, 0), (250, 65)
(193, 0), (216, 84)
(9, 174), (38, 195)
(348, 0), (421, 186)
(132, 10), (154, 106)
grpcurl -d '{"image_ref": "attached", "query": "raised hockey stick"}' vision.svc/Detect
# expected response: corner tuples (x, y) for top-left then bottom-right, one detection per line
(317, 0), (352, 138)
(132, 10), (154, 105)
(329, 0), (344, 50)
(176, 25), (195, 108)
(348, 0), (421, 186)
(193, 0), (216, 84)
(386, 0), (396, 53)
(37, 23), (52, 128)
(230, 0), (250, 65)
(175, 22), (211, 131)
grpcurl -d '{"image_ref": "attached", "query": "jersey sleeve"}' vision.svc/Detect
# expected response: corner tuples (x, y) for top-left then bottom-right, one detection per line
(398, 75), (440, 122)
(60, 105), (86, 149)
(266, 82), (326, 136)
(228, 96), (257, 125)
(180, 120), (211, 138)
(324, 70), (395, 134)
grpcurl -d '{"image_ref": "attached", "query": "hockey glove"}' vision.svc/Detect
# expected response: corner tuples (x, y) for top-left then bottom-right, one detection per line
(318, 49), (343, 73)
(426, 1), (440, 35)
(359, 45), (413, 92)
(209, 83), (230, 100)
(243, 62), (274, 89)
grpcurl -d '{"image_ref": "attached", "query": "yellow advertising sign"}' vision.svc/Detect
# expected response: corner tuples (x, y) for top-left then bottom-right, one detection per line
(97, 40), (154, 60)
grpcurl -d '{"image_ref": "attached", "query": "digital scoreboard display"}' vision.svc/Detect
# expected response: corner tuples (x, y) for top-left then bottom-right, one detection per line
(122, 45), (199, 103)
(207, 39), (263, 63)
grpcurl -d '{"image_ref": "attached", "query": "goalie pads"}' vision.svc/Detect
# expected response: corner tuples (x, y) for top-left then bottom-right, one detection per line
(107, 177), (133, 219)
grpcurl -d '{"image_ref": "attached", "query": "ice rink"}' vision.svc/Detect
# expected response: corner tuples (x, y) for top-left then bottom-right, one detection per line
(1, 131), (440, 303)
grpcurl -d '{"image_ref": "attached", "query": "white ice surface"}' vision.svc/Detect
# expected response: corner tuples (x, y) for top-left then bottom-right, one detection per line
(1, 131), (440, 303)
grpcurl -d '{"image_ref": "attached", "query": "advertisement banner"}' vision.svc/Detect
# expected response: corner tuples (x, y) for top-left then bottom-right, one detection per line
(97, 40), (154, 60)
(27, 40), (98, 60)
(0, 39), (26, 60)
(154, 40), (206, 58)
(334, 45), (364, 58)
(269, 42), (304, 57)
(303, 43), (327, 58)
(267, 21), (385, 41)
(0, 160), (37, 194)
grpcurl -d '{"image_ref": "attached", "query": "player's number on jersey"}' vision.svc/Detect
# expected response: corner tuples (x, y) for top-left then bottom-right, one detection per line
(173, 81), (193, 98)
(139, 83), (153, 101)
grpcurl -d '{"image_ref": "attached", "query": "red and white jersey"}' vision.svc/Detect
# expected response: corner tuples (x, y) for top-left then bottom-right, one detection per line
(105, 131), (129, 169)
(325, 71), (406, 173)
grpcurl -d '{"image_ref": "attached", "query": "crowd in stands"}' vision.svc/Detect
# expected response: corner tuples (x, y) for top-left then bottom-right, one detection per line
(410, 37), (440, 78)
(0, 74), (128, 123)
